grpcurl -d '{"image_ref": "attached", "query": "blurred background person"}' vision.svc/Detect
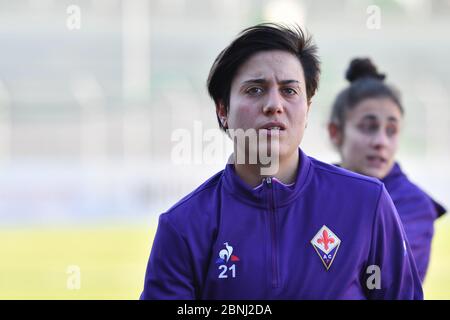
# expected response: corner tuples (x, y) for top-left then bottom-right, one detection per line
(327, 57), (447, 282)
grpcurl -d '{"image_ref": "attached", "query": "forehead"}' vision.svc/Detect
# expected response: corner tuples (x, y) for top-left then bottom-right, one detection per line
(348, 97), (402, 121)
(232, 50), (305, 84)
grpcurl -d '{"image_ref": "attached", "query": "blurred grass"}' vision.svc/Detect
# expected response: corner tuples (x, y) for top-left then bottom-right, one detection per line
(0, 218), (449, 299)
(423, 217), (450, 299)
(0, 226), (155, 299)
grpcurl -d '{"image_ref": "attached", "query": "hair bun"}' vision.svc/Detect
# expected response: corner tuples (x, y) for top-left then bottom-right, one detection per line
(345, 58), (386, 82)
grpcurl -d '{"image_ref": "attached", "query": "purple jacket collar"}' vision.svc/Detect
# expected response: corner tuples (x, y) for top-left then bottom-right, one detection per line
(381, 162), (403, 183)
(382, 162), (446, 218)
(222, 148), (313, 208)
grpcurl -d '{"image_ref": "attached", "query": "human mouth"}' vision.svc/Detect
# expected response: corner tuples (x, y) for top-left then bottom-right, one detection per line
(366, 155), (387, 168)
(259, 127), (285, 137)
(259, 122), (286, 134)
(263, 127), (282, 135)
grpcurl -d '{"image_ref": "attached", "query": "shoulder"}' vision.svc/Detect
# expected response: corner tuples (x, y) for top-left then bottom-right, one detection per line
(306, 157), (386, 213)
(309, 156), (383, 190)
(385, 165), (426, 197)
(384, 163), (446, 218)
(159, 169), (224, 230)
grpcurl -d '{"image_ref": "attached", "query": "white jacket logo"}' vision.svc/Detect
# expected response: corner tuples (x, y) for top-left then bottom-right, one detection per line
(216, 242), (240, 279)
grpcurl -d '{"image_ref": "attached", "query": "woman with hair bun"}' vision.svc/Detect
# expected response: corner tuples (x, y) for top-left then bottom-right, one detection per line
(328, 57), (446, 282)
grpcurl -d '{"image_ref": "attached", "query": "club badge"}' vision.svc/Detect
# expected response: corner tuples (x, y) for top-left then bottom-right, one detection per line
(311, 225), (341, 270)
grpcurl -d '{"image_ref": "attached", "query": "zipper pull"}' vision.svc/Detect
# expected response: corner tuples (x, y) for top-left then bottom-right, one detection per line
(265, 177), (272, 188)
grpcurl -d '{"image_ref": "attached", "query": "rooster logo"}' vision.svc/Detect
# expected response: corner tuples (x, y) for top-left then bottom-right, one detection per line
(215, 242), (240, 264)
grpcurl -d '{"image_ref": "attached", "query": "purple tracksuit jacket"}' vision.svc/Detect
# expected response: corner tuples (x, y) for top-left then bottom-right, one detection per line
(381, 163), (446, 282)
(141, 149), (423, 299)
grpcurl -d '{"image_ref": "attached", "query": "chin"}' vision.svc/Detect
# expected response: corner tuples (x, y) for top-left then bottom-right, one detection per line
(278, 143), (298, 160)
(364, 168), (386, 179)
(256, 140), (298, 165)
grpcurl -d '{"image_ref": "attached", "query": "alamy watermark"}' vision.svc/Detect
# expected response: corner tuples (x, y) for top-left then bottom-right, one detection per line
(66, 265), (81, 290)
(171, 121), (280, 176)
(366, 5), (381, 30)
(67, 5), (81, 30)
(366, 264), (381, 290)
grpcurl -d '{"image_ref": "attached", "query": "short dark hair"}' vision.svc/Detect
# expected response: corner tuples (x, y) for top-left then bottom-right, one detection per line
(207, 23), (321, 131)
(329, 57), (404, 128)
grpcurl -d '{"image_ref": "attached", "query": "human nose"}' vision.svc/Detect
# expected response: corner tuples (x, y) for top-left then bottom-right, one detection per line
(262, 87), (284, 115)
(370, 130), (389, 149)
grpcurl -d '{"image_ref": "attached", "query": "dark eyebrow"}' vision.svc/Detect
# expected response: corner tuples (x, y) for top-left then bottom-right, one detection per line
(387, 116), (399, 123)
(361, 114), (378, 121)
(279, 80), (300, 85)
(241, 78), (300, 86)
(361, 114), (399, 123)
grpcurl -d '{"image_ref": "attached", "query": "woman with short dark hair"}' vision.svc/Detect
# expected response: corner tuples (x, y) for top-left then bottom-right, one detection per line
(141, 24), (422, 300)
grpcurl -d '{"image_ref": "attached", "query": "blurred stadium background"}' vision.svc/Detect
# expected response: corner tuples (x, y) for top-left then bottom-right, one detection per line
(0, 0), (449, 299)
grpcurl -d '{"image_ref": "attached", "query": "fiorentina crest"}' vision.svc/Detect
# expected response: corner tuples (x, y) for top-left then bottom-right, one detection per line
(310, 225), (341, 270)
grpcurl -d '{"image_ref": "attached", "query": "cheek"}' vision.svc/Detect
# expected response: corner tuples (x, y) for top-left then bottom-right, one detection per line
(341, 134), (367, 159)
(228, 101), (254, 127)
(383, 139), (399, 164)
(238, 107), (256, 126)
(389, 138), (399, 152)
(290, 103), (308, 128)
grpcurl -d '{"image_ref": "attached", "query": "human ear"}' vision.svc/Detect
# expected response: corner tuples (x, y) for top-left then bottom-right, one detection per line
(216, 101), (228, 128)
(305, 101), (312, 128)
(328, 122), (343, 147)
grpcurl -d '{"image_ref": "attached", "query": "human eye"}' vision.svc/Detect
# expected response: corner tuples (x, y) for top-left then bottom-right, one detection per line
(245, 86), (264, 96)
(386, 124), (398, 137)
(282, 87), (298, 96)
(358, 120), (378, 134)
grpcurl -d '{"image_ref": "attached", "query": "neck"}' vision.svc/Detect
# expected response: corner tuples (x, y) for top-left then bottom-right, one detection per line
(233, 150), (299, 188)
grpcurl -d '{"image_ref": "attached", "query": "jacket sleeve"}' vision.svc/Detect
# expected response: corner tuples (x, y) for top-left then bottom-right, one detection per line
(140, 213), (196, 299)
(364, 185), (423, 300)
